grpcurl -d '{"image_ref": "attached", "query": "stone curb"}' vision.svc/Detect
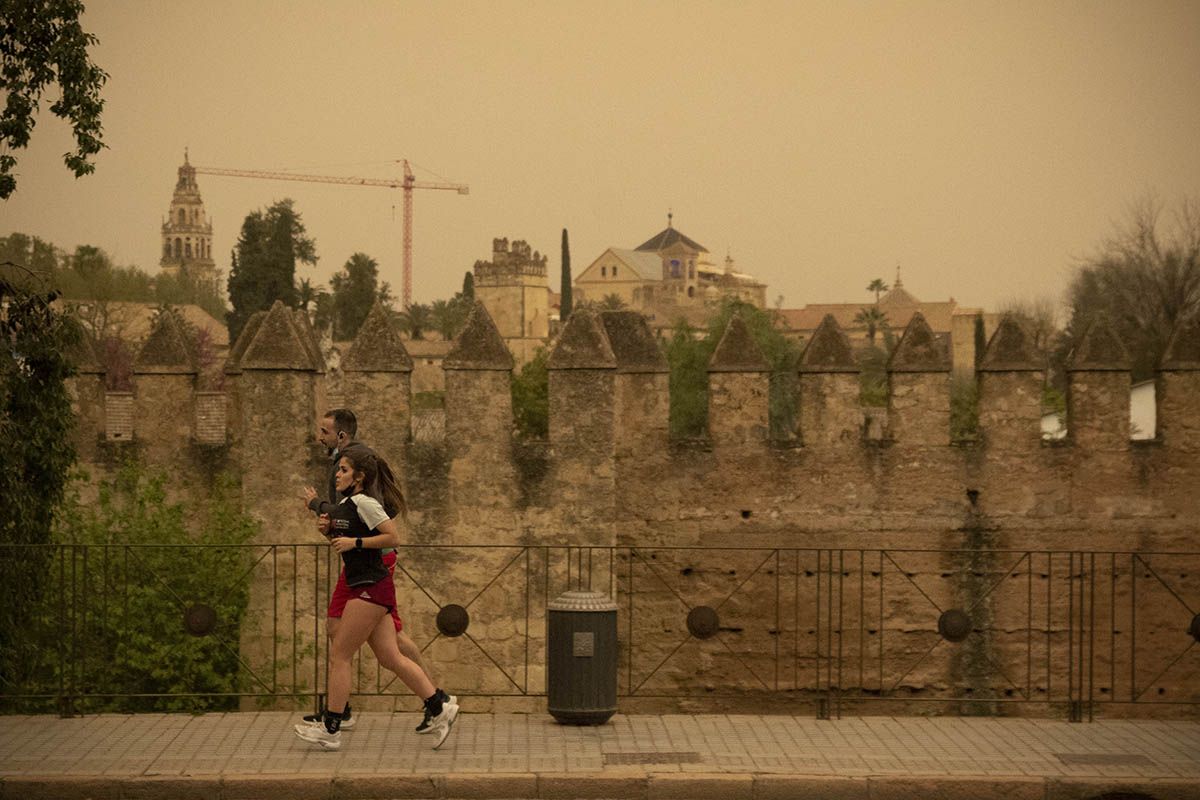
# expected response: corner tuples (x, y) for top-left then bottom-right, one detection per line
(3, 773), (1200, 800)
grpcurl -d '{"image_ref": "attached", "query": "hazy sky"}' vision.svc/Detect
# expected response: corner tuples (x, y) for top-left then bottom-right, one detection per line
(4, 0), (1199, 313)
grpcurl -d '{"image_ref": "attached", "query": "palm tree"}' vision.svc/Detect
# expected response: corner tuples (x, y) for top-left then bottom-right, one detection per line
(600, 293), (626, 310)
(854, 306), (889, 346)
(398, 302), (432, 340)
(867, 278), (889, 302)
(296, 277), (317, 312)
(430, 298), (469, 340)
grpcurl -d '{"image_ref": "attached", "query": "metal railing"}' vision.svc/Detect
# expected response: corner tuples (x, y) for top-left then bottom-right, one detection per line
(1, 544), (1196, 719)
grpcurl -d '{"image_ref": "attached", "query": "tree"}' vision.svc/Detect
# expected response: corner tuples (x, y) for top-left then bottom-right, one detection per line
(329, 252), (385, 340)
(867, 278), (889, 302)
(599, 293), (626, 310)
(1065, 197), (1200, 380)
(510, 347), (549, 439)
(296, 277), (317, 312)
(226, 199), (316, 342)
(853, 306), (889, 346)
(461, 272), (474, 303)
(430, 297), (470, 341)
(0, 0), (108, 199)
(560, 228), (573, 321)
(399, 302), (432, 340)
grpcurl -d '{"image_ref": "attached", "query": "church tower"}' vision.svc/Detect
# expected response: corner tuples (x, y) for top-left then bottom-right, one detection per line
(159, 150), (217, 292)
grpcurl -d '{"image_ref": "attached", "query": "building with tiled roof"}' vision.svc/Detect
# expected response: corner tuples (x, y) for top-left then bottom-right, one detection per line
(777, 274), (998, 376)
(575, 216), (766, 323)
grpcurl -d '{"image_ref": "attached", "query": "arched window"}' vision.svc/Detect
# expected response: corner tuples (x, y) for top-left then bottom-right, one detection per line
(174, 238), (182, 258)
(185, 240), (192, 258)
(670, 259), (681, 278)
(178, 208), (186, 224)
(688, 263), (695, 280)
(688, 286), (695, 298)
(601, 266), (606, 277)
(613, 266), (618, 277)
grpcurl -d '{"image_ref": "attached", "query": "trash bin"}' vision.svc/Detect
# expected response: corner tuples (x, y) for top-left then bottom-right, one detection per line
(546, 589), (617, 725)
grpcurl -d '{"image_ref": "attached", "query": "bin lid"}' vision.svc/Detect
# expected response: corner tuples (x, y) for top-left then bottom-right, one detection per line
(548, 590), (618, 612)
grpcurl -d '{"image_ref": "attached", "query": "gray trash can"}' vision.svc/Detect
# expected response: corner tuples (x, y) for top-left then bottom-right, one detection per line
(546, 590), (617, 725)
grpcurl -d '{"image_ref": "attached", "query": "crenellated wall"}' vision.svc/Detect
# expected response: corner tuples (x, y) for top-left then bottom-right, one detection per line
(66, 301), (1200, 714)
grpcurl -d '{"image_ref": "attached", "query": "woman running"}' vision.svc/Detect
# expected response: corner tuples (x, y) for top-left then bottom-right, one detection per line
(294, 443), (458, 751)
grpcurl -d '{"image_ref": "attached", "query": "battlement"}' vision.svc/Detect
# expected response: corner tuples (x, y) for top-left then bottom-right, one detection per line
(68, 303), (1200, 546)
(475, 237), (548, 285)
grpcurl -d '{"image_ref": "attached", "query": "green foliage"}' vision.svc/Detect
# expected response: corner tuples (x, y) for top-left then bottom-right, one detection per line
(0, 0), (108, 198)
(853, 306), (889, 346)
(867, 278), (889, 302)
(950, 374), (980, 442)
(664, 299), (802, 439)
(227, 199), (317, 342)
(430, 296), (471, 340)
(511, 347), (549, 440)
(412, 390), (445, 411)
(328, 252), (391, 340)
(2, 463), (261, 713)
(560, 228), (572, 321)
(398, 302), (432, 340)
(461, 271), (475, 303)
(857, 344), (890, 407)
(0, 273), (80, 709)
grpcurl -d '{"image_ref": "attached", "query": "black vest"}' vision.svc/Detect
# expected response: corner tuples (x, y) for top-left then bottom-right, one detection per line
(329, 497), (388, 587)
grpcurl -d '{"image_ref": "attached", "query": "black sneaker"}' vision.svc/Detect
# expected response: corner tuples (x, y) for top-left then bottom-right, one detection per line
(415, 691), (456, 734)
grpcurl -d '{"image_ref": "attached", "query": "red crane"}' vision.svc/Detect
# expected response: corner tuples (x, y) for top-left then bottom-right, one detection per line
(194, 160), (468, 309)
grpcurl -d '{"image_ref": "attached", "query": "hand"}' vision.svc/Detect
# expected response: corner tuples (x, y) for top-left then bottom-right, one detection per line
(316, 514), (330, 537)
(330, 537), (354, 554)
(302, 486), (318, 510)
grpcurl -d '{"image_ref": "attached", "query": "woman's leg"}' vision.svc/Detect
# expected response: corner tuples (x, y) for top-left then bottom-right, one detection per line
(368, 614), (436, 699)
(327, 599), (387, 717)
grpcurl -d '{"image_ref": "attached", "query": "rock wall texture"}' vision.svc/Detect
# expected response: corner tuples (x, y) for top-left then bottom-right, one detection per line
(66, 302), (1200, 715)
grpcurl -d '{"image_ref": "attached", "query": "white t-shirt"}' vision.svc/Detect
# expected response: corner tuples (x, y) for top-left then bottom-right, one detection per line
(347, 494), (389, 530)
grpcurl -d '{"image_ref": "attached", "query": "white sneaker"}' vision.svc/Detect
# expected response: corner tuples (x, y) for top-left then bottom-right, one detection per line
(301, 711), (355, 730)
(427, 701), (459, 750)
(294, 722), (342, 751)
(416, 694), (458, 734)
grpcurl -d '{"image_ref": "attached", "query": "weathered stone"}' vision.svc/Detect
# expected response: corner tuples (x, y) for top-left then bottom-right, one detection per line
(290, 308), (325, 373)
(1067, 313), (1131, 371)
(978, 315), (1041, 372)
(708, 313), (769, 373)
(240, 301), (317, 371)
(889, 312), (950, 373)
(549, 308), (616, 370)
(1161, 313), (1200, 370)
(133, 308), (197, 374)
(799, 314), (857, 373)
(225, 310), (267, 374)
(342, 301), (413, 373)
(601, 310), (667, 373)
(444, 301), (515, 371)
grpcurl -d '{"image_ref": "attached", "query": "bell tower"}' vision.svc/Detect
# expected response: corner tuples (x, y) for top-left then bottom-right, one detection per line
(159, 149), (217, 292)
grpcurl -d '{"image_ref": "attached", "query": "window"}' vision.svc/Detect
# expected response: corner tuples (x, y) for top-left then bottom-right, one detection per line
(688, 263), (695, 279)
(670, 259), (681, 278)
(688, 286), (695, 298)
(178, 209), (186, 224)
(601, 266), (606, 277)
(613, 266), (618, 277)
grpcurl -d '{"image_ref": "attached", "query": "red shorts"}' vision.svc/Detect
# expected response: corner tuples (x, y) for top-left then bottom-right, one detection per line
(327, 551), (403, 631)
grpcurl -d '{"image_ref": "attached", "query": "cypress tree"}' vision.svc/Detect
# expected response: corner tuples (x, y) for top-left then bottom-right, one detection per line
(560, 228), (572, 321)
(462, 271), (475, 303)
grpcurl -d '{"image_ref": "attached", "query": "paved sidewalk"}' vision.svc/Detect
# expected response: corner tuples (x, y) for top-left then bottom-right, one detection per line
(1, 713), (1199, 799)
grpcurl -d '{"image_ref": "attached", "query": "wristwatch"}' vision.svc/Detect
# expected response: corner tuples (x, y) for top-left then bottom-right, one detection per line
(354, 537), (363, 550)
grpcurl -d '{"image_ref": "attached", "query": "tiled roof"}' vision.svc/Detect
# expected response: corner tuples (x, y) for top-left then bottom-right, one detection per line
(607, 248), (667, 281)
(635, 226), (708, 253)
(777, 301), (958, 334)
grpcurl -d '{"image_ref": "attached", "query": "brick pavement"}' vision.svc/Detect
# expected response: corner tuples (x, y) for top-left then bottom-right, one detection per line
(1, 713), (1198, 799)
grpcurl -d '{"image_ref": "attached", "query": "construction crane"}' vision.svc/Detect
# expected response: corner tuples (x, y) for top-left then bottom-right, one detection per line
(193, 160), (468, 308)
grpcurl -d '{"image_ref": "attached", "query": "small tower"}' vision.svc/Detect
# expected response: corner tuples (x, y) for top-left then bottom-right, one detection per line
(159, 150), (217, 293)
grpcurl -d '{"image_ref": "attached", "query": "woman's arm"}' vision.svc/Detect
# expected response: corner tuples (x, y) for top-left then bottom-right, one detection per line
(330, 517), (401, 552)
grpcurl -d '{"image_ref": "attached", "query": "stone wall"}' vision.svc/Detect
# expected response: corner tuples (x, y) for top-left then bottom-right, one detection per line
(71, 302), (1200, 714)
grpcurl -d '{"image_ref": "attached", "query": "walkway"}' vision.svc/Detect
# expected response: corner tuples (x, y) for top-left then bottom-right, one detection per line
(1, 712), (1198, 799)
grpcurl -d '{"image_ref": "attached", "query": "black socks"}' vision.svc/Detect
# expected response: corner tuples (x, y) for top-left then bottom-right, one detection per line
(424, 689), (445, 718)
(324, 707), (344, 734)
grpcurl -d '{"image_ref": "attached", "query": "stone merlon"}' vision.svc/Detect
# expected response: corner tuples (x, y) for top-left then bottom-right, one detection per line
(600, 311), (667, 374)
(342, 301), (413, 373)
(1068, 313), (1132, 372)
(443, 302), (515, 371)
(133, 309), (197, 374)
(239, 301), (320, 371)
(708, 313), (769, 373)
(548, 309), (617, 370)
(799, 314), (857, 373)
(888, 312), (951, 372)
(978, 315), (1042, 372)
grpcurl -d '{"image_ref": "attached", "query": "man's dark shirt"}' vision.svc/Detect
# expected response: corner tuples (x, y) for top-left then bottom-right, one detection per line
(307, 441), (357, 517)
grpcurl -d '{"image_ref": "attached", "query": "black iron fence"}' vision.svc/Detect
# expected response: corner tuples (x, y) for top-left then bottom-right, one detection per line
(1, 544), (1196, 719)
